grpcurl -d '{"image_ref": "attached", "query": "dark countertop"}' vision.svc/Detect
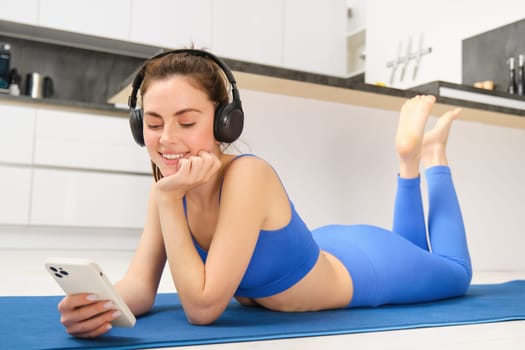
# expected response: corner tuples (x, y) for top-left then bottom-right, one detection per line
(0, 91), (128, 116)
(2, 57), (525, 121)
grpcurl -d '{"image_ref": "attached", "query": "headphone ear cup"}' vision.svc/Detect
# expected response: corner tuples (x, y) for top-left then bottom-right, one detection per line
(129, 109), (145, 147)
(214, 102), (244, 143)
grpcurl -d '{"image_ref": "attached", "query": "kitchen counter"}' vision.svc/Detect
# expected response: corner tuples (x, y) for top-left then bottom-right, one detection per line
(109, 58), (525, 130)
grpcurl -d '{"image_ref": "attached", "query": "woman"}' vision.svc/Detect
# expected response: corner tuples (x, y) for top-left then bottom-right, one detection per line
(58, 50), (471, 338)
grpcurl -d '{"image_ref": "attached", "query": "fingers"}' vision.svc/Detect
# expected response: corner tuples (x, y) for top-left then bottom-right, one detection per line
(156, 151), (222, 195)
(65, 309), (119, 338)
(58, 294), (119, 338)
(196, 151), (222, 181)
(181, 151), (221, 183)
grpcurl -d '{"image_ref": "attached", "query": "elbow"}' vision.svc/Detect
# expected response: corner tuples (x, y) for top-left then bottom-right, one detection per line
(186, 311), (219, 326)
(184, 305), (223, 326)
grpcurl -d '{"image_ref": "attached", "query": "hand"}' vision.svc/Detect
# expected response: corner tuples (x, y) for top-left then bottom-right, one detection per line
(155, 151), (222, 200)
(58, 294), (121, 338)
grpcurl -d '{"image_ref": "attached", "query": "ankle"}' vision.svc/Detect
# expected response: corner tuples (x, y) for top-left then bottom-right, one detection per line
(399, 159), (420, 178)
(421, 146), (448, 169)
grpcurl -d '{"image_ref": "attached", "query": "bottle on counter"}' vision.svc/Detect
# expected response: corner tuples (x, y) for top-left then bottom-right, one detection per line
(507, 57), (517, 95)
(8, 68), (21, 96)
(517, 54), (524, 96)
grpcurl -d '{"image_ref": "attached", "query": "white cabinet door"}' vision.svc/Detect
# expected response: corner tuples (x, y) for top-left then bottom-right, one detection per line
(211, 0), (283, 66)
(0, 0), (39, 25)
(283, 0), (347, 76)
(0, 104), (36, 165)
(130, 0), (212, 49)
(34, 109), (150, 173)
(30, 168), (151, 228)
(0, 166), (32, 225)
(38, 0), (131, 41)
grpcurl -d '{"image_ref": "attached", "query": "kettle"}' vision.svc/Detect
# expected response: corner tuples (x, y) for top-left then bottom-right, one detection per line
(25, 73), (54, 98)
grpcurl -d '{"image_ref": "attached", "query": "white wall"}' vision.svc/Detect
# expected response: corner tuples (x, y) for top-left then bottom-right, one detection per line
(365, 0), (525, 88)
(3, 88), (523, 272)
(239, 88), (525, 272)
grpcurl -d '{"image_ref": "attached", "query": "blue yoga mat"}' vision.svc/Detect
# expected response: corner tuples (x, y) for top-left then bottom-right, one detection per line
(2, 280), (525, 350)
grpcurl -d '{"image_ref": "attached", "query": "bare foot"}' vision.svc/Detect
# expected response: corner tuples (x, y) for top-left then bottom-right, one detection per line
(396, 95), (436, 178)
(421, 108), (461, 168)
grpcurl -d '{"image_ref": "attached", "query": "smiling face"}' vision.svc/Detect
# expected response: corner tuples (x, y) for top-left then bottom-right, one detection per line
(142, 75), (219, 177)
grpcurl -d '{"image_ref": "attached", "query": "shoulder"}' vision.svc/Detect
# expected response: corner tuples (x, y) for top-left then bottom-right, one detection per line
(223, 155), (280, 184)
(219, 155), (290, 229)
(219, 155), (282, 197)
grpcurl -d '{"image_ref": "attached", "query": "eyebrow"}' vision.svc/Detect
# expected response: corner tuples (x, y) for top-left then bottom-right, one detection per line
(144, 108), (202, 118)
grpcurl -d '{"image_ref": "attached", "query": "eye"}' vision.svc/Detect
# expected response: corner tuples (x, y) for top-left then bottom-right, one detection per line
(180, 122), (196, 128)
(146, 124), (163, 130)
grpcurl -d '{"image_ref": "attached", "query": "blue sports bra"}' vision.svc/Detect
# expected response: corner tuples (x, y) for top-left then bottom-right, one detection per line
(185, 155), (320, 298)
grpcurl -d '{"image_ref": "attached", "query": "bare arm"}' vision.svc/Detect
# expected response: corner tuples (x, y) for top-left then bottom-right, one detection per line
(58, 182), (166, 338)
(115, 182), (167, 316)
(155, 154), (276, 324)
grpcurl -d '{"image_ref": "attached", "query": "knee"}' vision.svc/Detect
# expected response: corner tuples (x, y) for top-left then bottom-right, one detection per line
(454, 263), (472, 296)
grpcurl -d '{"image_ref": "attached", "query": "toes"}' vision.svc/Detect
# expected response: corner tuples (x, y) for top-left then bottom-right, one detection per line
(425, 95), (436, 103)
(439, 108), (462, 124)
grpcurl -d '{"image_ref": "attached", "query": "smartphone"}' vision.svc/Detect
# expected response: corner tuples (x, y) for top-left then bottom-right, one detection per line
(45, 257), (136, 328)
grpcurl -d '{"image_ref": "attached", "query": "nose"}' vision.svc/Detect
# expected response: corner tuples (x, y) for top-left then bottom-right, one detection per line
(159, 123), (179, 145)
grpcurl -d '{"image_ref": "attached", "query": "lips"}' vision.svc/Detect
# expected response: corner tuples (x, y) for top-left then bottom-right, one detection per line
(161, 152), (186, 160)
(158, 151), (189, 168)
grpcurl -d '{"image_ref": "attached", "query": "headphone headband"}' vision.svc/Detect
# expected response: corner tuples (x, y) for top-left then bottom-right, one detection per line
(128, 49), (237, 109)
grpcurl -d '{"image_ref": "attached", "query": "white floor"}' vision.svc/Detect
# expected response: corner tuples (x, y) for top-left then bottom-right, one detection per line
(2, 248), (524, 350)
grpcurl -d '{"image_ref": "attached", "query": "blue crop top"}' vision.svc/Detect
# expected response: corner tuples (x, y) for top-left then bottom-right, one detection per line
(185, 155), (321, 299)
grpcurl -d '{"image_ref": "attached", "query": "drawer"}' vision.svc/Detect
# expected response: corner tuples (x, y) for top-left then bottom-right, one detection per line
(30, 168), (151, 228)
(34, 109), (151, 173)
(0, 165), (32, 225)
(0, 104), (36, 165)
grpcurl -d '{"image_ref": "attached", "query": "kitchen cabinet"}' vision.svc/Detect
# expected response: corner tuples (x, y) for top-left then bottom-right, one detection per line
(38, 0), (131, 41)
(0, 101), (154, 229)
(0, 166), (32, 225)
(33, 109), (150, 174)
(0, 105), (36, 165)
(283, 0), (346, 76)
(30, 168), (151, 228)
(130, 0), (212, 49)
(0, 0), (39, 25)
(211, 0), (283, 66)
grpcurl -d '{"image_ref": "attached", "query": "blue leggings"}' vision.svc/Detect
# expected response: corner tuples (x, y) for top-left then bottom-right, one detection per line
(312, 166), (472, 307)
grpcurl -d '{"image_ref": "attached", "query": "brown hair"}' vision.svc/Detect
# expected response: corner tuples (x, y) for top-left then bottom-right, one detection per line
(139, 52), (230, 181)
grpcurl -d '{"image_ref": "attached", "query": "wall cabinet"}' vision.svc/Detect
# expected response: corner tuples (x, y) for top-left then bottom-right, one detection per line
(130, 0), (212, 49)
(3, 1), (348, 76)
(283, 0), (346, 76)
(0, 0), (39, 25)
(211, 0), (283, 67)
(34, 109), (150, 173)
(0, 166), (32, 225)
(38, 0), (131, 41)
(0, 105), (36, 165)
(30, 168), (151, 228)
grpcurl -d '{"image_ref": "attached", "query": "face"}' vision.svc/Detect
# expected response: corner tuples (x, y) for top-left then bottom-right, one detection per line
(142, 75), (219, 177)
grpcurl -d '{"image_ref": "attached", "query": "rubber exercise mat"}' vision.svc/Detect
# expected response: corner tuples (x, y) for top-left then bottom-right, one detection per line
(2, 280), (524, 349)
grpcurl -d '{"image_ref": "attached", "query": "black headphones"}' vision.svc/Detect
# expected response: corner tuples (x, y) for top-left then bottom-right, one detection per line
(128, 49), (244, 147)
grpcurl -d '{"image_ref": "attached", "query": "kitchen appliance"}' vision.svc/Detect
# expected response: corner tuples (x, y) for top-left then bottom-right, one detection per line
(0, 42), (11, 90)
(8, 68), (21, 96)
(25, 73), (54, 98)
(507, 57), (517, 94)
